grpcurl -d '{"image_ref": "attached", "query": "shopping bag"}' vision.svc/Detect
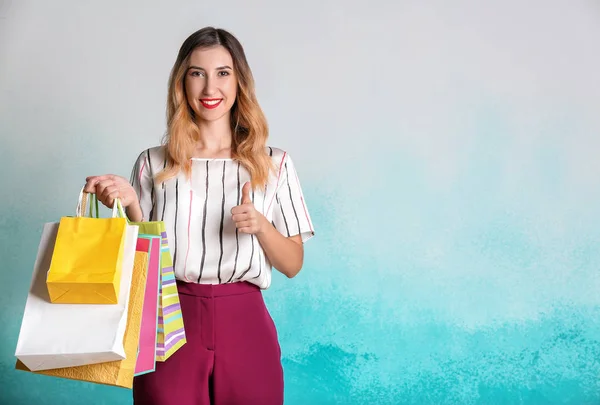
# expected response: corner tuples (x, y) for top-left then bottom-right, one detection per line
(130, 221), (186, 361)
(134, 235), (161, 376)
(16, 250), (149, 389)
(46, 191), (128, 304)
(15, 222), (139, 371)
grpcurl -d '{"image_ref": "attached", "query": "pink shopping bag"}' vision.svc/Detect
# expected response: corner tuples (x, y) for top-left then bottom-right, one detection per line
(134, 235), (161, 376)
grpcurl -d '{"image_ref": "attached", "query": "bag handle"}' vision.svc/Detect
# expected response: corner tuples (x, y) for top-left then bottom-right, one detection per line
(76, 187), (128, 219)
(76, 188), (99, 218)
(112, 198), (127, 219)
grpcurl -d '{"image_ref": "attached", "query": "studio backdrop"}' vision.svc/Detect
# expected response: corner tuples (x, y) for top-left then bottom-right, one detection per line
(1, 1), (600, 404)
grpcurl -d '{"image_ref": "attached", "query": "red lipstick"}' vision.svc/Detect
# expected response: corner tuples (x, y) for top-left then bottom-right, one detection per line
(200, 98), (222, 109)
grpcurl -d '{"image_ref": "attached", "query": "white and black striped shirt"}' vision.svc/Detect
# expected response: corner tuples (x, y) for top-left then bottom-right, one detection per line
(130, 146), (314, 289)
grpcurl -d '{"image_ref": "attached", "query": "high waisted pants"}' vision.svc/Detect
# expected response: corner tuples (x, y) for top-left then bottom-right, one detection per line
(133, 280), (284, 405)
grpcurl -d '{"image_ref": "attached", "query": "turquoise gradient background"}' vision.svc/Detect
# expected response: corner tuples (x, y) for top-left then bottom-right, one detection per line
(2, 1), (600, 404)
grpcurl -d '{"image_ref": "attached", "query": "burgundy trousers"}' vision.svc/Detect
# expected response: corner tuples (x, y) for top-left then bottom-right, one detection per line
(133, 280), (284, 405)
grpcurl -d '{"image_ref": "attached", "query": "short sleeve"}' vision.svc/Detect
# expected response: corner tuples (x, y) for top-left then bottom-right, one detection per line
(272, 153), (315, 243)
(130, 149), (155, 221)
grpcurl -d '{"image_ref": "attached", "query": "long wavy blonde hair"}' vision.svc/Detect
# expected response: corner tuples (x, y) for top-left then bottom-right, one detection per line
(156, 27), (274, 188)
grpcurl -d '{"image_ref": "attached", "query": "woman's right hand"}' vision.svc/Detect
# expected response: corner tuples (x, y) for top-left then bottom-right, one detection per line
(83, 174), (139, 210)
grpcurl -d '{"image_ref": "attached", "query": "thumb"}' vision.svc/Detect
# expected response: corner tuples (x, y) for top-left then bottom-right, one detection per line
(241, 182), (252, 204)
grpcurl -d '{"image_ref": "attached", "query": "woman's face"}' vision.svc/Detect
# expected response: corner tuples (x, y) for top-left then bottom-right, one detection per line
(185, 45), (238, 123)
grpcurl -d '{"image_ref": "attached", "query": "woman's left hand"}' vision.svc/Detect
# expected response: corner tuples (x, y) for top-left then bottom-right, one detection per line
(231, 182), (266, 235)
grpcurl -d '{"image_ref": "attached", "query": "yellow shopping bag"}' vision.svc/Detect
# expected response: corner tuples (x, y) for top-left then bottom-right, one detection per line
(46, 190), (128, 304)
(16, 250), (148, 389)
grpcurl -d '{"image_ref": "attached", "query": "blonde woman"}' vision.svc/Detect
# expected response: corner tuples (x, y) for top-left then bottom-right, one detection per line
(84, 27), (315, 405)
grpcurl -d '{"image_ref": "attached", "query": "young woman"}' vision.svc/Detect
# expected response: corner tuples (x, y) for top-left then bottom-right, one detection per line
(84, 27), (315, 405)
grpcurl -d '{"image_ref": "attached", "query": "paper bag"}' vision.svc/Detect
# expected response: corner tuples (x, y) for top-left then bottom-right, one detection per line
(46, 194), (128, 304)
(16, 250), (148, 389)
(134, 235), (161, 376)
(15, 222), (138, 371)
(130, 221), (186, 361)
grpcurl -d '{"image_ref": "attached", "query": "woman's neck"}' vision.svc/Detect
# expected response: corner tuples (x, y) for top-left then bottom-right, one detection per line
(193, 116), (233, 158)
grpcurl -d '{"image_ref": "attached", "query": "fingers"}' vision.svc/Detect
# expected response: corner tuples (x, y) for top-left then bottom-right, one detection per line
(232, 209), (258, 233)
(86, 174), (116, 183)
(235, 219), (253, 228)
(232, 211), (255, 227)
(85, 174), (116, 189)
(236, 219), (257, 234)
(230, 204), (254, 216)
(95, 179), (115, 198)
(231, 203), (251, 216)
(231, 213), (250, 223)
(241, 182), (252, 204)
(83, 178), (99, 193)
(83, 174), (135, 211)
(232, 184), (258, 233)
(87, 177), (120, 209)
(99, 185), (120, 207)
(84, 174), (119, 193)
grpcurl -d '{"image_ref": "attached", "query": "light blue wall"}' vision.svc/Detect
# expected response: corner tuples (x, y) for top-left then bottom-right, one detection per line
(2, 1), (600, 404)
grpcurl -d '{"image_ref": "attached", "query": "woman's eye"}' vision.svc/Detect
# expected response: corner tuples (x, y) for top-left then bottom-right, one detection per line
(191, 71), (204, 77)
(218, 71), (230, 76)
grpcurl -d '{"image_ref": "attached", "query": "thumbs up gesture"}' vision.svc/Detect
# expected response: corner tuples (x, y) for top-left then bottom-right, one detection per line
(231, 182), (266, 235)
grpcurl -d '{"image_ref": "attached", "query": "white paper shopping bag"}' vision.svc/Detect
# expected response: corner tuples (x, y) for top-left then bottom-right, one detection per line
(15, 222), (139, 371)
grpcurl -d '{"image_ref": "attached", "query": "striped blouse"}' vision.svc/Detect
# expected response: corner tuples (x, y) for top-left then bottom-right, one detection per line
(129, 146), (315, 289)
